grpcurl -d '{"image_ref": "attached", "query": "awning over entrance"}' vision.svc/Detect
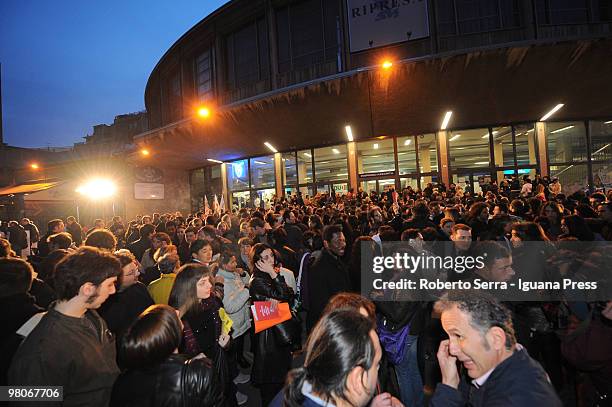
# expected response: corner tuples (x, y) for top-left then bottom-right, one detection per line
(0, 181), (65, 197)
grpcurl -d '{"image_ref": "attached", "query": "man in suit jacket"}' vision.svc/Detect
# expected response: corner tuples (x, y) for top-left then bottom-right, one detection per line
(430, 291), (561, 407)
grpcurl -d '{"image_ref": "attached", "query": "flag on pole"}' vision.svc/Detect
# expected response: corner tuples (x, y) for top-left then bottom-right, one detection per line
(213, 194), (220, 215)
(219, 194), (225, 213)
(204, 195), (210, 214)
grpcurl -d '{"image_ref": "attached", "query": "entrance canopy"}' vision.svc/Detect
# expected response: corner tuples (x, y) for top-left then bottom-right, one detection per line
(0, 181), (65, 197)
(133, 39), (612, 170)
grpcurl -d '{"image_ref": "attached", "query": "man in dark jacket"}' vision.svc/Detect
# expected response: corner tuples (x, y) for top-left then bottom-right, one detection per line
(282, 209), (304, 253)
(306, 224), (350, 331)
(7, 221), (28, 256)
(8, 247), (122, 406)
(65, 216), (83, 247)
(20, 218), (39, 248)
(127, 223), (155, 263)
(402, 200), (436, 232)
(37, 218), (65, 257)
(430, 291), (561, 406)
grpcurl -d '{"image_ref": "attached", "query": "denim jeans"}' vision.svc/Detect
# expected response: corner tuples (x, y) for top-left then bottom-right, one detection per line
(395, 334), (424, 407)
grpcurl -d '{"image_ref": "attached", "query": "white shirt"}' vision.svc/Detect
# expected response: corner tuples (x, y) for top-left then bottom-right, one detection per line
(520, 183), (532, 196)
(302, 381), (336, 406)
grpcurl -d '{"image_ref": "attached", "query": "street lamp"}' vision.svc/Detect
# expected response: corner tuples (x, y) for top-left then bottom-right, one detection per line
(30, 163), (39, 170)
(197, 106), (211, 118)
(76, 178), (118, 222)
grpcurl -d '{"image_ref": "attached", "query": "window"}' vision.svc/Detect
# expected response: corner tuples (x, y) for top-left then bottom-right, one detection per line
(232, 191), (251, 210)
(456, 0), (503, 34)
(491, 126), (514, 167)
(226, 18), (269, 90)
(546, 122), (587, 164)
(592, 0), (612, 22)
(297, 149), (314, 184)
(282, 152), (297, 186)
(190, 166), (222, 212)
(195, 49), (213, 102)
(536, 0), (589, 24)
(418, 133), (439, 173)
(550, 164), (588, 195)
(357, 138), (395, 174)
(436, 0), (521, 36)
(228, 159), (249, 191)
(397, 136), (417, 175)
(276, 0), (340, 73)
(448, 128), (491, 169)
(167, 71), (182, 123)
(314, 145), (348, 183)
(250, 156), (276, 189)
(592, 163), (612, 189)
(589, 120), (612, 162)
(514, 124), (538, 166)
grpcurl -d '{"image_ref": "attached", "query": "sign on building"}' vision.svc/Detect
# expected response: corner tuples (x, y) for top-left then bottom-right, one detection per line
(134, 183), (164, 200)
(346, 0), (430, 52)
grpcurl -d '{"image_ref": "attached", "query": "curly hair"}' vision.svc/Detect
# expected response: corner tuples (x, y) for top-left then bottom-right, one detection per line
(434, 290), (516, 350)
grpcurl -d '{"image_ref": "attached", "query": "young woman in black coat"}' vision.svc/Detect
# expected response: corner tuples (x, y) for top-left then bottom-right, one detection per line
(249, 244), (294, 407)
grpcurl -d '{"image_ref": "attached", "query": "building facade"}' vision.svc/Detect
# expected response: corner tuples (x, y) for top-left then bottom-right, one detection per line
(132, 0), (612, 212)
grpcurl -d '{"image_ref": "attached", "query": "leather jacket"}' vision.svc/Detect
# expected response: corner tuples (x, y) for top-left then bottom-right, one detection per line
(249, 270), (294, 384)
(111, 354), (224, 407)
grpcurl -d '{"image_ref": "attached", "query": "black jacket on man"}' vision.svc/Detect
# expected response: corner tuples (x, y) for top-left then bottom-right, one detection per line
(66, 222), (83, 247)
(306, 248), (351, 331)
(8, 308), (119, 406)
(429, 348), (561, 407)
(127, 237), (151, 263)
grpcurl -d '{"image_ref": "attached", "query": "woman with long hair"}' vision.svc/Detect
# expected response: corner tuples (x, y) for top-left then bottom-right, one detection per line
(111, 304), (223, 406)
(538, 202), (564, 240)
(168, 264), (238, 405)
(249, 243), (294, 406)
(465, 202), (489, 241)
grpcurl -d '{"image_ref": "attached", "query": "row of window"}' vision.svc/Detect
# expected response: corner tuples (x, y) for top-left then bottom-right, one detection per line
(189, 120), (611, 209)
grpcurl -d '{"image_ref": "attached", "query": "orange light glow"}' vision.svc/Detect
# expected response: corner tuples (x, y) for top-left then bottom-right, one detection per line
(197, 107), (211, 118)
(30, 163), (39, 170)
(382, 60), (393, 69)
(141, 149), (150, 156)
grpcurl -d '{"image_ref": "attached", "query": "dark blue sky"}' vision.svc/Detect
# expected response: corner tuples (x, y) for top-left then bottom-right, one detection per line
(0, 0), (228, 148)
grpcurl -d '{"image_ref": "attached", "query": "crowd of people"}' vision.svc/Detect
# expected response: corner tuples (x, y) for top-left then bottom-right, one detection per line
(0, 175), (611, 406)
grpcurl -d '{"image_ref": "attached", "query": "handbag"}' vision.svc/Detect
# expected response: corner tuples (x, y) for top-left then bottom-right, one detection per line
(273, 309), (302, 351)
(377, 315), (411, 366)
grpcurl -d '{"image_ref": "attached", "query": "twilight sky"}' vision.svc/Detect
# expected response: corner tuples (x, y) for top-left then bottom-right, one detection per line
(0, 0), (227, 148)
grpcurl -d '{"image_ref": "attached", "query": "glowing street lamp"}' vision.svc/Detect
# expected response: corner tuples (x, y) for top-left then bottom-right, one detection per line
(141, 149), (150, 156)
(381, 60), (393, 70)
(76, 178), (117, 201)
(30, 163), (39, 170)
(197, 106), (211, 118)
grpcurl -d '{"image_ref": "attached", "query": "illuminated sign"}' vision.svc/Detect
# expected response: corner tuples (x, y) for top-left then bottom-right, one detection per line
(346, 0), (429, 52)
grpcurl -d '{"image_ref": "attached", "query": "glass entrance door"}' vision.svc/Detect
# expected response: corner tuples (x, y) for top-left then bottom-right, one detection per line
(453, 171), (492, 196)
(359, 178), (397, 194)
